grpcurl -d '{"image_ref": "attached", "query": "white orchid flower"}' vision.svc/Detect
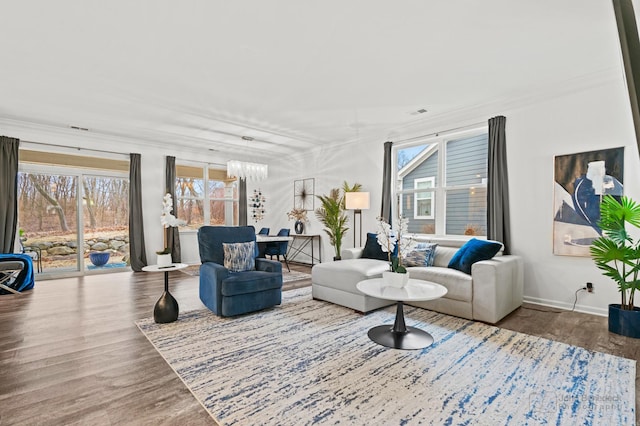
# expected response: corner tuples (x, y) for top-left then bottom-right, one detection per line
(160, 193), (186, 228)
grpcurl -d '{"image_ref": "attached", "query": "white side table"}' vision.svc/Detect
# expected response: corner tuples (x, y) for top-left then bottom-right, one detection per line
(357, 278), (447, 350)
(142, 263), (188, 323)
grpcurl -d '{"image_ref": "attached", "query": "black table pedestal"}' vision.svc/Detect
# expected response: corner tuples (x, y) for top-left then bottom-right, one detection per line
(153, 271), (179, 323)
(367, 301), (434, 350)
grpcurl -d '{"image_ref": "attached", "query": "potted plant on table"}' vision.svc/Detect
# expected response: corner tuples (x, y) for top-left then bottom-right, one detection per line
(287, 208), (309, 234)
(589, 195), (640, 338)
(315, 187), (349, 260)
(376, 215), (416, 288)
(158, 193), (186, 266)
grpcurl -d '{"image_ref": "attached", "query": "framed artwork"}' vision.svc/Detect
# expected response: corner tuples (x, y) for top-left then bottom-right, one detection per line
(553, 147), (624, 256)
(294, 178), (315, 211)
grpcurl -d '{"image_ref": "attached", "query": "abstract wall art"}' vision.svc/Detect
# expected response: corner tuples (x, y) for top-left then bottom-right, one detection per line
(294, 178), (315, 211)
(553, 147), (624, 256)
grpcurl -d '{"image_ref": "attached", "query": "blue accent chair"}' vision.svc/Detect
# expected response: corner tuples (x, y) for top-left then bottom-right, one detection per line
(264, 228), (291, 272)
(258, 227), (270, 235)
(198, 226), (283, 317)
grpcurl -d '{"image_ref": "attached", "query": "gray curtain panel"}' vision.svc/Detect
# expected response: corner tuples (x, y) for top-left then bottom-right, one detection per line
(165, 156), (181, 263)
(487, 115), (511, 254)
(239, 178), (247, 226)
(129, 153), (148, 271)
(380, 141), (393, 225)
(0, 136), (20, 253)
(613, 0), (640, 155)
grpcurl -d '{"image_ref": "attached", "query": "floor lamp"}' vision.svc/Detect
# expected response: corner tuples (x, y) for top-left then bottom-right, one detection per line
(345, 192), (370, 247)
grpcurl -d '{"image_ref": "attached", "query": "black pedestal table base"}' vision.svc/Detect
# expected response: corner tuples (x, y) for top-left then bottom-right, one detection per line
(154, 270), (179, 323)
(367, 301), (434, 350)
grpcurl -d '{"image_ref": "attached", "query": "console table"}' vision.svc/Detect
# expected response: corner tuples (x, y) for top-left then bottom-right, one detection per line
(287, 234), (321, 266)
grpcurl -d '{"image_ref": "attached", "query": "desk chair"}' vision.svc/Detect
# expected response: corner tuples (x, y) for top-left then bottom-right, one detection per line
(21, 242), (42, 273)
(265, 228), (290, 272)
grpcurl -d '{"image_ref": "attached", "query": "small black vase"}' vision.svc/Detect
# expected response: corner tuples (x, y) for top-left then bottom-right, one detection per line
(294, 220), (304, 234)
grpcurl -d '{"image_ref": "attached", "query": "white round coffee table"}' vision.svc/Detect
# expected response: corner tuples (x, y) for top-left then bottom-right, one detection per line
(357, 278), (447, 350)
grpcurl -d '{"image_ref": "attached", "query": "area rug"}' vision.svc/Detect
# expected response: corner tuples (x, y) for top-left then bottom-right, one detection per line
(180, 264), (311, 283)
(136, 288), (636, 425)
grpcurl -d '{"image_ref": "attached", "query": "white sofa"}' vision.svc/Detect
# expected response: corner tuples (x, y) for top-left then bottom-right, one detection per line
(311, 238), (524, 324)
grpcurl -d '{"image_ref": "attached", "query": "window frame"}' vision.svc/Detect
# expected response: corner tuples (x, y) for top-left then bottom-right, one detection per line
(175, 163), (238, 229)
(393, 126), (488, 237)
(413, 177), (435, 220)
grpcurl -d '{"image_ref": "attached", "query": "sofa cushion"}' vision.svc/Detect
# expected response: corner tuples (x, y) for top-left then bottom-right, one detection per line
(448, 238), (502, 274)
(432, 246), (459, 267)
(221, 270), (282, 296)
(404, 243), (438, 267)
(223, 241), (256, 272)
(407, 266), (473, 302)
(361, 232), (389, 261)
(312, 258), (390, 293)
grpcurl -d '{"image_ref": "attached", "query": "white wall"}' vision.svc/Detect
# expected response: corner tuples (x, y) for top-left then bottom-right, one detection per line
(256, 73), (640, 317)
(505, 77), (640, 316)
(251, 141), (385, 263)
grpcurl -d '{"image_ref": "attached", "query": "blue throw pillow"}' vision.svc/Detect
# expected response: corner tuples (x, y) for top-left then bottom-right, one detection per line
(448, 238), (502, 274)
(223, 241), (256, 272)
(361, 232), (390, 261)
(404, 243), (438, 267)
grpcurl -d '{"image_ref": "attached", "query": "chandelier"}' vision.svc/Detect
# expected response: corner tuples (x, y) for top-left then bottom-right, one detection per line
(227, 160), (268, 181)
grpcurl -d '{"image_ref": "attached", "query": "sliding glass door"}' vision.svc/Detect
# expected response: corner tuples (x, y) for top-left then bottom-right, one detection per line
(18, 167), (129, 275)
(18, 171), (80, 273)
(82, 175), (129, 270)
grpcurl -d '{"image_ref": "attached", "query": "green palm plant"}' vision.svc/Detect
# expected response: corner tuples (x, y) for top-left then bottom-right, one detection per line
(590, 195), (640, 310)
(315, 187), (349, 259)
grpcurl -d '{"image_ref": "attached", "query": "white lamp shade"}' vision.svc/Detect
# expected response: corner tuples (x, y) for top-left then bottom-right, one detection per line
(345, 192), (370, 210)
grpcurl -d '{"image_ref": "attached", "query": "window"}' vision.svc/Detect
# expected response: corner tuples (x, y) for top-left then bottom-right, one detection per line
(414, 177), (434, 219)
(18, 149), (130, 275)
(175, 164), (238, 229)
(395, 129), (488, 237)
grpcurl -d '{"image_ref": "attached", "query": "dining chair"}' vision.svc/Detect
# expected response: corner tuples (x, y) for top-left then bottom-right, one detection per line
(264, 228), (290, 272)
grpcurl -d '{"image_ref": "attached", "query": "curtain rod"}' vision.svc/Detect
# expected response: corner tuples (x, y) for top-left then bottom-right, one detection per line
(20, 139), (227, 167)
(391, 120), (488, 145)
(21, 139), (131, 158)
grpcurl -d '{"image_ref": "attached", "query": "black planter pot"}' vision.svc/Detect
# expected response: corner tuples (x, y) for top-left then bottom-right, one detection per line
(294, 220), (304, 234)
(608, 304), (640, 338)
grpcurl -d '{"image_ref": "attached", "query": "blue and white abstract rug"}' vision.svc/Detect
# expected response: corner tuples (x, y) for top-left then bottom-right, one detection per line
(136, 288), (636, 425)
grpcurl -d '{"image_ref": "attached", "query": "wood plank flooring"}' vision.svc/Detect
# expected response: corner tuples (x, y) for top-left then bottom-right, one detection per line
(0, 265), (637, 425)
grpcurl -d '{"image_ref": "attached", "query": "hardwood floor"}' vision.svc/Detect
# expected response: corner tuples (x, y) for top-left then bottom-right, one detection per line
(0, 265), (637, 425)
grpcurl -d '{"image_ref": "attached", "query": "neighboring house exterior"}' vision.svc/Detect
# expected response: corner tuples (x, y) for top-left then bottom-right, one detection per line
(398, 133), (488, 236)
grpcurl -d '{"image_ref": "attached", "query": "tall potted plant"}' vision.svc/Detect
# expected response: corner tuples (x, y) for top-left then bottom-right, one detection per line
(590, 195), (640, 338)
(315, 187), (349, 260)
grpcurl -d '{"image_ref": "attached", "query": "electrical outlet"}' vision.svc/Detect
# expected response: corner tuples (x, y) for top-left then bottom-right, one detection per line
(586, 282), (594, 293)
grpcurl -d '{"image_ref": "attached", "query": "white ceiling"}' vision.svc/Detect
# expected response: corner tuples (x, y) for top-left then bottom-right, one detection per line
(0, 1), (625, 160)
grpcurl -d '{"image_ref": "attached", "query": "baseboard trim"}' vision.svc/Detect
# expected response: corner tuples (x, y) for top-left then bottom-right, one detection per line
(523, 296), (608, 317)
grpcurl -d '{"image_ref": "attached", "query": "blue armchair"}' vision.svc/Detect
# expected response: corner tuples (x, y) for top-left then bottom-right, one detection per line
(198, 226), (283, 317)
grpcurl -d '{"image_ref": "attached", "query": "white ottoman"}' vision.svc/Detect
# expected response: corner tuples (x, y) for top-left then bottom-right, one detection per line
(311, 259), (394, 313)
